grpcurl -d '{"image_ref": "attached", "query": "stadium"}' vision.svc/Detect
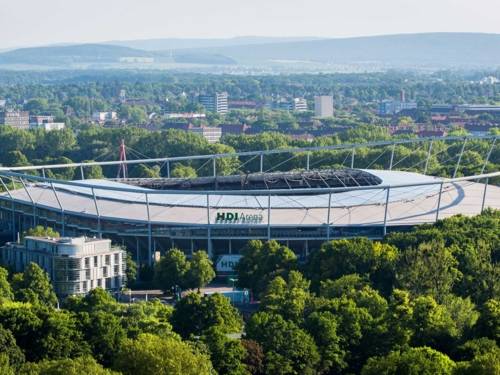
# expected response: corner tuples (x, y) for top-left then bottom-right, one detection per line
(0, 135), (498, 271)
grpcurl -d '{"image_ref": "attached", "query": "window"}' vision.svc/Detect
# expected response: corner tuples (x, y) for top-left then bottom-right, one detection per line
(85, 269), (91, 280)
(103, 267), (108, 278)
(114, 265), (119, 276)
(84, 257), (90, 268)
(94, 256), (98, 267)
(114, 253), (119, 264)
(105, 255), (111, 266)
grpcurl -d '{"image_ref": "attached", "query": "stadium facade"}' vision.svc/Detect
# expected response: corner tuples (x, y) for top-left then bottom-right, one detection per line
(0, 136), (498, 270)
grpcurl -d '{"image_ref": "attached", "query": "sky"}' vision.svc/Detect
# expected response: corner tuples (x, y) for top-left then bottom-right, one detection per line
(1, 0), (500, 49)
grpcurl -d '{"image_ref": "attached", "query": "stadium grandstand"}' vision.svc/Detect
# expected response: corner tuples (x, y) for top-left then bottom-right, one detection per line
(0, 135), (498, 272)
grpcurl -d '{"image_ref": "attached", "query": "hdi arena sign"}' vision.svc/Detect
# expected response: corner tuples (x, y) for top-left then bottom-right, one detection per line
(215, 212), (264, 224)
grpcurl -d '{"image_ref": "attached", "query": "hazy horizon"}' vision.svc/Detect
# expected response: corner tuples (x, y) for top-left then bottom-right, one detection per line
(1, 0), (500, 49)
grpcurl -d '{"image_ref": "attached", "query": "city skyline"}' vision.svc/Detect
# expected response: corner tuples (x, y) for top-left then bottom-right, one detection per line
(1, 0), (500, 49)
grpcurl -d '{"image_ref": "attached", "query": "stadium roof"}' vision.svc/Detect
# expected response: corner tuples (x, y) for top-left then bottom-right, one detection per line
(2, 169), (498, 227)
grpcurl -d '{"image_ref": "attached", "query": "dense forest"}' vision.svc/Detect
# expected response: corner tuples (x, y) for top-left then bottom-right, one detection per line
(0, 211), (498, 374)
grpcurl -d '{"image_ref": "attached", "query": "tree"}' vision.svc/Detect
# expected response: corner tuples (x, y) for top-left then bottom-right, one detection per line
(304, 311), (347, 374)
(32, 309), (90, 361)
(410, 296), (458, 352)
(236, 240), (297, 296)
(113, 333), (214, 375)
(396, 241), (461, 302)
(306, 238), (398, 295)
(81, 161), (104, 179)
(0, 325), (25, 370)
(361, 347), (456, 375)
(241, 340), (264, 375)
(154, 249), (190, 292)
(65, 287), (120, 314)
(80, 311), (126, 367)
(20, 355), (115, 375)
(245, 312), (320, 375)
(125, 253), (138, 288)
(121, 300), (176, 339)
(0, 354), (14, 375)
(475, 299), (500, 342)
(0, 302), (43, 362)
(23, 226), (60, 240)
(0, 267), (14, 302)
(186, 251), (215, 291)
(171, 164), (197, 178)
(171, 292), (243, 338)
(132, 164), (161, 178)
(202, 326), (249, 375)
(12, 263), (58, 307)
(260, 271), (311, 322)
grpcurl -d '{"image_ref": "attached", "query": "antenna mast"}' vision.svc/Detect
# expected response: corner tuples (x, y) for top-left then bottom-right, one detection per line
(117, 139), (128, 179)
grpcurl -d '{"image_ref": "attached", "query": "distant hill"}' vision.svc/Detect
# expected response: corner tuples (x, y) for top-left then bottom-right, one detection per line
(101, 36), (323, 51)
(0, 33), (499, 70)
(180, 33), (500, 68)
(0, 44), (155, 66)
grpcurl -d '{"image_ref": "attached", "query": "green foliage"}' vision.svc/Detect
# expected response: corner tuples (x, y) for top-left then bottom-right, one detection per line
(475, 298), (500, 342)
(0, 324), (25, 370)
(12, 263), (58, 307)
(171, 164), (197, 178)
(19, 356), (116, 375)
(154, 249), (190, 291)
(236, 240), (297, 296)
(202, 326), (249, 375)
(120, 300), (176, 339)
(124, 253), (138, 288)
(307, 238), (398, 295)
(0, 266), (14, 302)
(241, 339), (264, 375)
(113, 333), (214, 375)
(153, 249), (214, 292)
(246, 312), (320, 375)
(171, 292), (243, 338)
(132, 163), (161, 178)
(397, 240), (462, 302)
(304, 311), (347, 373)
(23, 226), (60, 240)
(80, 310), (126, 366)
(0, 354), (14, 375)
(361, 347), (456, 375)
(186, 251), (216, 290)
(261, 271), (311, 322)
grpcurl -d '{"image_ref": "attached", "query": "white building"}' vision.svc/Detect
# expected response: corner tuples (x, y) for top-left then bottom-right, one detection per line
(293, 98), (308, 112)
(92, 111), (118, 123)
(199, 92), (229, 114)
(189, 126), (222, 144)
(0, 236), (126, 297)
(314, 96), (334, 118)
(30, 122), (65, 131)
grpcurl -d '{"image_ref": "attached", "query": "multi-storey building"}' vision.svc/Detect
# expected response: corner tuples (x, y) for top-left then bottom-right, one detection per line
(29, 115), (65, 131)
(314, 96), (334, 118)
(292, 98), (308, 112)
(188, 125), (222, 143)
(199, 92), (229, 114)
(0, 110), (30, 129)
(30, 122), (66, 131)
(378, 100), (417, 116)
(92, 111), (118, 123)
(0, 236), (126, 297)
